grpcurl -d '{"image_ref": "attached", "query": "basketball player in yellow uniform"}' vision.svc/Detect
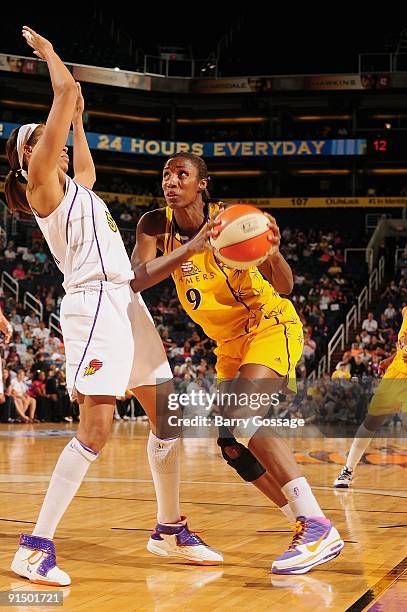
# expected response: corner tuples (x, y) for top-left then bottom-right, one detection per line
(131, 152), (344, 574)
(334, 306), (407, 488)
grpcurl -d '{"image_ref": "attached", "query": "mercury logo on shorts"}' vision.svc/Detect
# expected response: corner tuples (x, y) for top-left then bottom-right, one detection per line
(105, 210), (118, 232)
(84, 359), (103, 376)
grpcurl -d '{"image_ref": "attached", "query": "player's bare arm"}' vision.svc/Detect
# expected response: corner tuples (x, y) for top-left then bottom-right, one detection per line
(72, 82), (96, 188)
(257, 213), (294, 294)
(130, 208), (219, 293)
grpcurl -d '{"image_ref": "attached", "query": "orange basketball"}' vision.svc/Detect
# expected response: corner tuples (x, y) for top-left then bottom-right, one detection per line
(210, 204), (273, 269)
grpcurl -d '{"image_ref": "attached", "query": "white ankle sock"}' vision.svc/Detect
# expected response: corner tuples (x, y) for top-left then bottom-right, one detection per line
(346, 424), (375, 471)
(32, 437), (98, 539)
(282, 476), (325, 519)
(147, 432), (181, 524)
(280, 503), (296, 522)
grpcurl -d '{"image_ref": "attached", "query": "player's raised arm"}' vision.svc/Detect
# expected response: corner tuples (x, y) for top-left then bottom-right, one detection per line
(21, 26), (77, 190)
(72, 82), (96, 188)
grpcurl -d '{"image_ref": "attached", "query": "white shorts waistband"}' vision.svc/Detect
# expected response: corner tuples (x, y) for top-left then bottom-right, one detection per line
(66, 280), (131, 294)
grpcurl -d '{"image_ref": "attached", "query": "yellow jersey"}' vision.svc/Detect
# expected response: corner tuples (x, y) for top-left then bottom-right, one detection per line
(391, 308), (407, 373)
(163, 203), (296, 343)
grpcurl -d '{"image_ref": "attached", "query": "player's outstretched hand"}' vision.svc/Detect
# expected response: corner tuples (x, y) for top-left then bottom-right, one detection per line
(22, 26), (54, 59)
(72, 82), (85, 123)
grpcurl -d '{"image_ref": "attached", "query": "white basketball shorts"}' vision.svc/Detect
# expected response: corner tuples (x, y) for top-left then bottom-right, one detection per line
(60, 281), (172, 399)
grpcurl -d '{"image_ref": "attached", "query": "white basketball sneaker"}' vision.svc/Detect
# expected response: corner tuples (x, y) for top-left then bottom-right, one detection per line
(333, 466), (354, 488)
(147, 516), (223, 565)
(11, 535), (71, 586)
(272, 516), (344, 575)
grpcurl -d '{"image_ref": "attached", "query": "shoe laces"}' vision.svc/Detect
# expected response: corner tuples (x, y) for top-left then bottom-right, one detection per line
(338, 466), (352, 480)
(184, 525), (207, 545)
(287, 519), (307, 550)
(23, 550), (45, 564)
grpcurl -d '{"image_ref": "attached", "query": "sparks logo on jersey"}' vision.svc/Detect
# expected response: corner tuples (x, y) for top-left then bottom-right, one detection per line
(105, 211), (118, 232)
(181, 261), (201, 277)
(83, 359), (103, 376)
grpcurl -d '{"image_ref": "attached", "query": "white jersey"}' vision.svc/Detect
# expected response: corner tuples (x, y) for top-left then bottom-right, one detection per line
(33, 176), (133, 291)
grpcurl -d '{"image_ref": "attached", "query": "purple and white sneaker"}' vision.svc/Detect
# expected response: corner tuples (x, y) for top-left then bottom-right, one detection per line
(147, 516), (223, 565)
(11, 534), (71, 586)
(271, 517), (344, 575)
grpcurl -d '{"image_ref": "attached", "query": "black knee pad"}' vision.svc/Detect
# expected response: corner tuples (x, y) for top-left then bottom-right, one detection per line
(217, 437), (266, 482)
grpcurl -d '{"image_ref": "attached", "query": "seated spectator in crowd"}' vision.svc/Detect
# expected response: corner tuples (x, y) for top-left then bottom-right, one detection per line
(381, 281), (402, 300)
(12, 333), (27, 357)
(5, 347), (21, 371)
(349, 353), (367, 378)
(302, 333), (317, 369)
(34, 245), (48, 265)
(360, 330), (371, 347)
(31, 352), (48, 375)
(9, 308), (23, 333)
(362, 312), (378, 335)
(24, 312), (40, 328)
(19, 246), (36, 264)
(44, 291), (56, 321)
(20, 345), (35, 368)
(10, 369), (37, 423)
(28, 257), (43, 277)
(45, 368), (59, 422)
(33, 321), (50, 343)
(4, 241), (17, 261)
(384, 302), (397, 321)
(12, 263), (26, 280)
(349, 342), (362, 358)
(175, 357), (197, 379)
(377, 313), (393, 342)
(366, 335), (385, 355)
(28, 370), (47, 421)
(0, 367), (17, 423)
(45, 332), (63, 355)
(21, 327), (33, 347)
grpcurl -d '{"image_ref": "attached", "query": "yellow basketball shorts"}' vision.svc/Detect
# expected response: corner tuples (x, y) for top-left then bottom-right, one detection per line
(214, 301), (303, 390)
(368, 363), (407, 415)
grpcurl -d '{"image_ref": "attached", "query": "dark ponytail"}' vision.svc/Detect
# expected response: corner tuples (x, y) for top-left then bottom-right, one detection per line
(4, 125), (43, 214)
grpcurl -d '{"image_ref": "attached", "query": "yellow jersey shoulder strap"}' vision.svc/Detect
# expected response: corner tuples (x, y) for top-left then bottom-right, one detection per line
(164, 206), (174, 254)
(165, 205), (173, 226)
(209, 201), (223, 218)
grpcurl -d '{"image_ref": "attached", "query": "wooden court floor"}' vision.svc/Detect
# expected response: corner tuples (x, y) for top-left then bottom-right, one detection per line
(0, 422), (406, 611)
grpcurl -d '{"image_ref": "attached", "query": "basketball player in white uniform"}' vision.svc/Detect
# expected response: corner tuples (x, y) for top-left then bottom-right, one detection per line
(4, 27), (221, 586)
